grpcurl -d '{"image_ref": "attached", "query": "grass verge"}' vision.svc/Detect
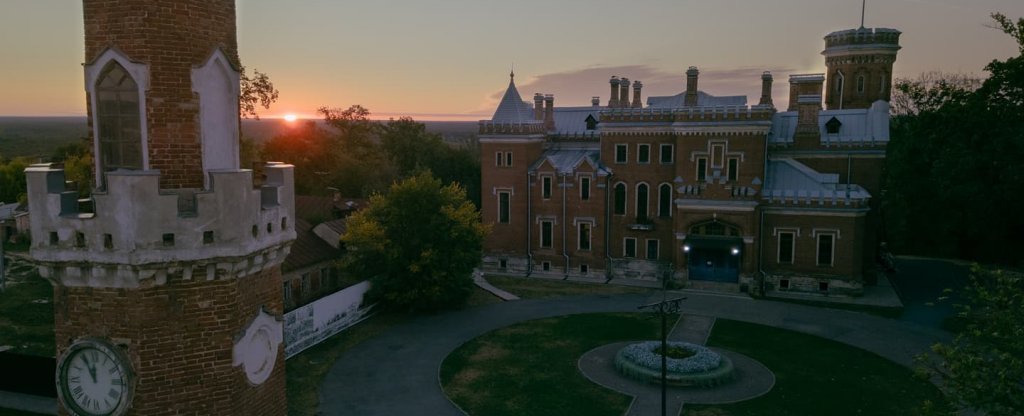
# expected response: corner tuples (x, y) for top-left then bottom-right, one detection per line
(440, 313), (663, 416)
(686, 319), (947, 416)
(0, 271), (54, 357)
(760, 296), (904, 319)
(485, 275), (655, 299)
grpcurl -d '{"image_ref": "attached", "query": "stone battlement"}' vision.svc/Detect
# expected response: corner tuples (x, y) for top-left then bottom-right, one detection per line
(599, 105), (775, 123)
(26, 162), (296, 287)
(824, 27), (901, 48)
(478, 120), (547, 135)
(762, 188), (870, 208)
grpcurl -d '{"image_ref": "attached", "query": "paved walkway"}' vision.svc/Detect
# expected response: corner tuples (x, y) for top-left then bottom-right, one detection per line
(319, 290), (950, 415)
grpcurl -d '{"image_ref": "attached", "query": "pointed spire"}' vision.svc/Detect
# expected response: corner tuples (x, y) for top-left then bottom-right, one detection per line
(860, 0), (866, 29)
(492, 70), (535, 123)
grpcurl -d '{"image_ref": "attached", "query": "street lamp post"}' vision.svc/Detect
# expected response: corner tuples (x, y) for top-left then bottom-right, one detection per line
(638, 294), (686, 416)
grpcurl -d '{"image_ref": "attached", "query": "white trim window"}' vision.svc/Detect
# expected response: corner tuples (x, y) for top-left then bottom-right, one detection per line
(659, 144), (674, 164)
(580, 176), (591, 201)
(635, 183), (649, 221)
(645, 239), (659, 260)
(85, 48), (151, 186)
(658, 183), (672, 218)
(615, 144), (628, 164)
(637, 144), (651, 164)
(497, 191), (511, 224)
(540, 220), (554, 248)
(613, 182), (627, 215)
(816, 232), (835, 266)
(778, 231), (795, 264)
(495, 151), (504, 167)
(578, 222), (592, 251)
(541, 175), (553, 199)
(624, 237), (637, 258)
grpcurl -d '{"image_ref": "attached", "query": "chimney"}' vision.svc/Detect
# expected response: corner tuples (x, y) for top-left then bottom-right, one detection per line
(789, 74), (825, 148)
(788, 74), (825, 113)
(543, 94), (555, 131)
(534, 93), (544, 120)
(608, 76), (620, 108)
(592, 96), (600, 107)
(632, 80), (643, 108)
(759, 71), (773, 106)
(685, 66), (699, 106)
(619, 77), (630, 108)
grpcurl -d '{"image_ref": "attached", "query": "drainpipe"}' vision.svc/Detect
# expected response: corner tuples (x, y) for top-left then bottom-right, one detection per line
(604, 172), (614, 282)
(562, 173), (570, 279)
(526, 172), (534, 277)
(758, 115), (771, 296)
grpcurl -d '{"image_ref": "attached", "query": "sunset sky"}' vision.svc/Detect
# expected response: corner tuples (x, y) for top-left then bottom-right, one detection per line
(1, 0), (1022, 120)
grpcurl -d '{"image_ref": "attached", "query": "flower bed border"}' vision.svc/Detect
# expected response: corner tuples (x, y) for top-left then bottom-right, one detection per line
(613, 342), (735, 388)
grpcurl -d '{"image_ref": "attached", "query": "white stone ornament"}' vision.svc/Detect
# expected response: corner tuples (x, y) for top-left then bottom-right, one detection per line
(56, 339), (133, 416)
(233, 308), (283, 385)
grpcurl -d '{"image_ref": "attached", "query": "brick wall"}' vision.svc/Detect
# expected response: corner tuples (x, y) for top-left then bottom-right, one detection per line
(54, 266), (286, 415)
(479, 139), (543, 255)
(762, 212), (863, 279)
(83, 0), (239, 189)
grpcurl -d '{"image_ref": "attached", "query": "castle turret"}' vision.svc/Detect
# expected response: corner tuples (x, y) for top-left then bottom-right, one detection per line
(29, 1), (294, 414)
(822, 27), (901, 110)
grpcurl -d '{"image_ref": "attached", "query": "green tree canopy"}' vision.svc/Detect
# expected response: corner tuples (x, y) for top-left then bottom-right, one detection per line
(919, 266), (1024, 415)
(341, 172), (488, 312)
(884, 13), (1024, 265)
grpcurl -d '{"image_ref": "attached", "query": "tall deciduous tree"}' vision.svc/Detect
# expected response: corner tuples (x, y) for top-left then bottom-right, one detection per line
(342, 172), (488, 312)
(919, 266), (1024, 415)
(239, 67), (279, 120)
(884, 13), (1024, 265)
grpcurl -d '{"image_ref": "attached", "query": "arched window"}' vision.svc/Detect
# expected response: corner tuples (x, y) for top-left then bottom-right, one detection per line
(658, 183), (672, 218)
(856, 75), (866, 94)
(613, 183), (626, 215)
(96, 62), (143, 172)
(636, 183), (649, 221)
(689, 220), (740, 237)
(834, 72), (844, 95)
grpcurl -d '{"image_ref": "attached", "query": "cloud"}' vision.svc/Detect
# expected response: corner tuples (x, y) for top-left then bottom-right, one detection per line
(474, 64), (800, 114)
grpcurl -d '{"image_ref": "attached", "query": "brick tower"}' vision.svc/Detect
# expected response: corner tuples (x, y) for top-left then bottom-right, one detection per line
(822, 27), (901, 110)
(26, 1), (294, 415)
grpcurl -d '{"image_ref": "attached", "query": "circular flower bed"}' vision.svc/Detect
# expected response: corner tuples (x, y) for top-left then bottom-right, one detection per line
(614, 341), (734, 387)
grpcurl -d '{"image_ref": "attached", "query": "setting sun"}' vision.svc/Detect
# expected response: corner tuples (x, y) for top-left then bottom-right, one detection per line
(283, 114), (297, 122)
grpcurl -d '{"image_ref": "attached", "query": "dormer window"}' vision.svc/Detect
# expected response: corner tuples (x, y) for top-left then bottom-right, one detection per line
(825, 117), (842, 134)
(96, 62), (143, 172)
(585, 114), (598, 130)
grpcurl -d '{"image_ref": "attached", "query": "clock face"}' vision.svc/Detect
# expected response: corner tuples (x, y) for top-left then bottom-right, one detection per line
(58, 340), (131, 416)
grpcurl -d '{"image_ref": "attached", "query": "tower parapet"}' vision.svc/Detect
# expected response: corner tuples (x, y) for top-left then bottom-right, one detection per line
(822, 27), (901, 110)
(27, 163), (295, 287)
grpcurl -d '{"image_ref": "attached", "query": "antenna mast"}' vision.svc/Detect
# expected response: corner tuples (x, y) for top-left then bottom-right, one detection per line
(860, 0), (866, 28)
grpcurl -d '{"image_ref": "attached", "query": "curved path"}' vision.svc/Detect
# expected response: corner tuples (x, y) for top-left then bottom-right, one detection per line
(319, 291), (949, 415)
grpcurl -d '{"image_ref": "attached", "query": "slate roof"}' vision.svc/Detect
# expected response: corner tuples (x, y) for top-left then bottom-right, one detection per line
(769, 100), (890, 145)
(646, 91), (747, 108)
(282, 218), (341, 273)
(528, 147), (609, 176)
(491, 73), (536, 123)
(763, 158), (870, 202)
(551, 106), (602, 136)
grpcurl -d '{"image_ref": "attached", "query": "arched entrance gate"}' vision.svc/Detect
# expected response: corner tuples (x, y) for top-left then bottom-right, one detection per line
(683, 221), (743, 283)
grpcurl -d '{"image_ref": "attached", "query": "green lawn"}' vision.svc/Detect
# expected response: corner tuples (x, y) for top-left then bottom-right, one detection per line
(440, 313), (664, 416)
(0, 271), (54, 357)
(440, 314), (947, 416)
(687, 320), (947, 415)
